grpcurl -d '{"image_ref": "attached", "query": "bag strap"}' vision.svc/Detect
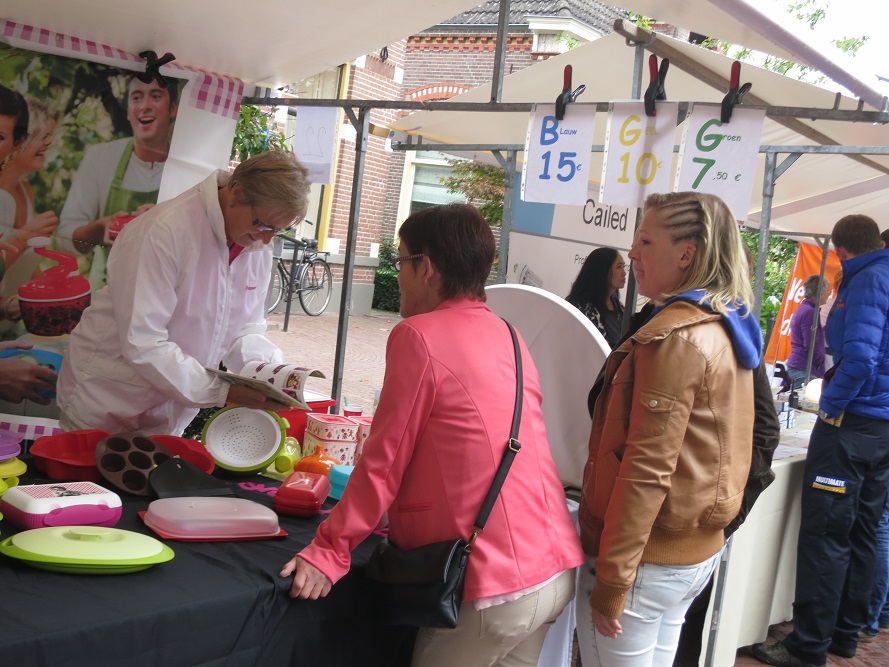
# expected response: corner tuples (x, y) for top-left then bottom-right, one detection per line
(466, 320), (523, 553)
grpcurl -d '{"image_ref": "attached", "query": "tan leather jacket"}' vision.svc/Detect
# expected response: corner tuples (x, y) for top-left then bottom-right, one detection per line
(579, 300), (754, 618)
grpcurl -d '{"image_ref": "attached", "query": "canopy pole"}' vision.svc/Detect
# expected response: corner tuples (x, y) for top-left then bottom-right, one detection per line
(489, 0), (512, 103)
(492, 150), (517, 283)
(331, 106), (369, 413)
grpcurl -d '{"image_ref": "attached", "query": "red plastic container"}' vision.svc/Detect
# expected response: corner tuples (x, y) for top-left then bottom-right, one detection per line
(148, 434), (215, 474)
(18, 247), (91, 336)
(29, 430), (111, 482)
(274, 471), (331, 517)
(108, 214), (135, 241)
(275, 398), (336, 445)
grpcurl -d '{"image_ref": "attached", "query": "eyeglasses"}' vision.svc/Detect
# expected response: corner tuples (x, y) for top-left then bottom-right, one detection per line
(392, 253), (425, 271)
(251, 205), (299, 234)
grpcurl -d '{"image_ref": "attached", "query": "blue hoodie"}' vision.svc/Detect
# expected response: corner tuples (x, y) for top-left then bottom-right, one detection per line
(655, 289), (763, 370)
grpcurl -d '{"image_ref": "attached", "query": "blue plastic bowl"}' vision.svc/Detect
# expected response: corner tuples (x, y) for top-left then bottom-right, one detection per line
(0, 348), (62, 399)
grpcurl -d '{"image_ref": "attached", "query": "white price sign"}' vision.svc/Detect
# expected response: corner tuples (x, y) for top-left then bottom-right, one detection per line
(675, 105), (765, 220)
(293, 106), (339, 184)
(521, 103), (596, 205)
(599, 101), (677, 208)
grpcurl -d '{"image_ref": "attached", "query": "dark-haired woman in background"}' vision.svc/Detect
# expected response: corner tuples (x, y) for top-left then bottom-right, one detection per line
(566, 247), (627, 348)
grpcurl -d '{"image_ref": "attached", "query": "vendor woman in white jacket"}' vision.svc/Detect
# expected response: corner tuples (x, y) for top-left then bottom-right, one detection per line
(57, 150), (310, 435)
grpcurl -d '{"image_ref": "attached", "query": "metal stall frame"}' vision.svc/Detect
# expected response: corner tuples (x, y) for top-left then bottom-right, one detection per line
(243, 8), (887, 667)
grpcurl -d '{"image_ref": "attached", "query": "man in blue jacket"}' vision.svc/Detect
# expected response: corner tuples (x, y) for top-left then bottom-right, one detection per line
(754, 214), (889, 667)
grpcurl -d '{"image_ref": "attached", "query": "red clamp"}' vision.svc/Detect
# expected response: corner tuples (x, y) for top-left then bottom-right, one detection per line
(644, 54), (669, 117)
(555, 64), (587, 121)
(721, 61), (752, 123)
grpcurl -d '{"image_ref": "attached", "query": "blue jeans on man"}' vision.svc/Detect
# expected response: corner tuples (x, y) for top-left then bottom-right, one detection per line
(862, 492), (889, 637)
(780, 412), (889, 665)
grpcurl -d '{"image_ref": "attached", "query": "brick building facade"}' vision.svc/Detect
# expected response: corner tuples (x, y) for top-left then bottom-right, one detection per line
(313, 1), (626, 313)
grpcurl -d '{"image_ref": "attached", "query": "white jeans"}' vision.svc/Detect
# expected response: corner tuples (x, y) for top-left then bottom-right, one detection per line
(576, 550), (721, 667)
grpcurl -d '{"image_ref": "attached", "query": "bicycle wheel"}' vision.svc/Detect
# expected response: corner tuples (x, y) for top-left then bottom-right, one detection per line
(298, 258), (333, 316)
(265, 262), (286, 314)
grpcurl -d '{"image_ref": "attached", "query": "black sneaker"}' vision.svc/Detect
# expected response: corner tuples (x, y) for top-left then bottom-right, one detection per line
(827, 641), (856, 658)
(751, 642), (825, 667)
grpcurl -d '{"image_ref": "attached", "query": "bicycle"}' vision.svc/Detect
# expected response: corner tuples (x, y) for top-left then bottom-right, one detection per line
(265, 230), (333, 317)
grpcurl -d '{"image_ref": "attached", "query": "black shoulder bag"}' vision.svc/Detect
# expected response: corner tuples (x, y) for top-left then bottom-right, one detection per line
(364, 320), (524, 629)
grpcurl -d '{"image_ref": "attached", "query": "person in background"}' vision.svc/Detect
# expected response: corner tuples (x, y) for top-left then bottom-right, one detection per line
(0, 99), (61, 335)
(577, 191), (761, 667)
(0, 84), (29, 323)
(566, 247), (627, 348)
(785, 274), (828, 391)
(281, 203), (583, 667)
(819, 269), (842, 329)
(858, 227), (889, 645)
(56, 150), (309, 435)
(753, 214), (889, 667)
(55, 74), (179, 289)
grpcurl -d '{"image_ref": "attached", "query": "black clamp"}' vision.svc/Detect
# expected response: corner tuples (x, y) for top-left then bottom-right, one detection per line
(643, 54), (669, 117)
(720, 60), (752, 123)
(555, 64), (586, 121)
(136, 51), (176, 88)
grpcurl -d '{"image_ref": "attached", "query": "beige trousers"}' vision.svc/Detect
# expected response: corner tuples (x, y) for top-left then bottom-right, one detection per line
(411, 568), (576, 667)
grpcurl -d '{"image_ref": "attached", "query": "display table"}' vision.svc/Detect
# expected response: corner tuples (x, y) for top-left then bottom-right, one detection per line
(702, 411), (816, 667)
(0, 465), (415, 667)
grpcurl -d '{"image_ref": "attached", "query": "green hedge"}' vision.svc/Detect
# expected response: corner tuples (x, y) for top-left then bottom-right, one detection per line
(373, 237), (400, 312)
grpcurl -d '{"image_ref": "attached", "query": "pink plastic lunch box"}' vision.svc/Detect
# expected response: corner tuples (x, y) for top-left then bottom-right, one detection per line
(0, 482), (122, 529)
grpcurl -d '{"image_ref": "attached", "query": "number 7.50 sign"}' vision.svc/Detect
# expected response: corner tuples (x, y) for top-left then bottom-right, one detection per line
(675, 105), (765, 221)
(522, 103), (596, 205)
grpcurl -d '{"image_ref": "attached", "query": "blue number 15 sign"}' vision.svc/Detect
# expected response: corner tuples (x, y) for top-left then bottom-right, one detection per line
(522, 103), (596, 205)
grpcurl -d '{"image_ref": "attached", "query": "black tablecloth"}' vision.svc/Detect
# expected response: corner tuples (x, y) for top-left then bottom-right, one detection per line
(0, 463), (415, 667)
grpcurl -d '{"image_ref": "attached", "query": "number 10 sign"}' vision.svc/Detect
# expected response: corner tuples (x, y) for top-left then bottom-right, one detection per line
(522, 103), (596, 205)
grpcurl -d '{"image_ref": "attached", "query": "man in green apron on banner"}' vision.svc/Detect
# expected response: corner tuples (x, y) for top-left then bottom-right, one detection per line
(56, 74), (178, 290)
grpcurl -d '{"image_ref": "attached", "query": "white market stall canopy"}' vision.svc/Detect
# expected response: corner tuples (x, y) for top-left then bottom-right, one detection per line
(390, 26), (889, 239)
(0, 0), (484, 88)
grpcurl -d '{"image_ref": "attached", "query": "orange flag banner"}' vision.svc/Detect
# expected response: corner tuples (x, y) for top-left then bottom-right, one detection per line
(763, 242), (842, 365)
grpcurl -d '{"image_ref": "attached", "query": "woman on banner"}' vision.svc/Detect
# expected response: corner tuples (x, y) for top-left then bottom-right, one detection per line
(0, 84), (29, 323)
(566, 246), (627, 348)
(281, 203), (583, 667)
(577, 191), (760, 666)
(57, 150), (308, 435)
(0, 99), (61, 334)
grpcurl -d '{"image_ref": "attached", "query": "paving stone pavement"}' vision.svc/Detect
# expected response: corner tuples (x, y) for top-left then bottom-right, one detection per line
(264, 308), (401, 415)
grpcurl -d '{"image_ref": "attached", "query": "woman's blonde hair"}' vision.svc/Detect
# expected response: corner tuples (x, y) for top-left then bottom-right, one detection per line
(644, 191), (754, 315)
(228, 150), (311, 224)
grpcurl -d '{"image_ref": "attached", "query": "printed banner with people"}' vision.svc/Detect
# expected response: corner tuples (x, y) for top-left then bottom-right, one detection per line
(0, 21), (244, 417)
(764, 240), (842, 367)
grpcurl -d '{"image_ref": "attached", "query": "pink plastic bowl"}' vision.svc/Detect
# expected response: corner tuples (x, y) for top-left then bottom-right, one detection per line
(30, 430), (111, 482)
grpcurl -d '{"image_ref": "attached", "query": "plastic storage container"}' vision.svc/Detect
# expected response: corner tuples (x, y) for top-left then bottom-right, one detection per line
(274, 397), (336, 444)
(0, 482), (122, 530)
(143, 497), (283, 540)
(274, 471), (331, 517)
(328, 465), (354, 500)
